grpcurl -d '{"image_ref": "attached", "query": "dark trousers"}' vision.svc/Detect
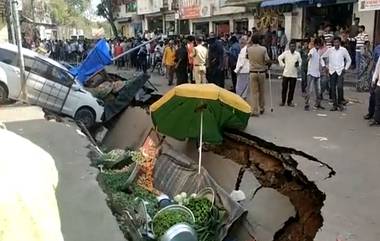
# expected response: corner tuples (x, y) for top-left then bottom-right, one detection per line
(282, 77), (297, 104)
(207, 68), (225, 88)
(230, 66), (237, 92)
(188, 66), (194, 83)
(374, 87), (380, 123)
(368, 85), (377, 117)
(330, 72), (344, 107)
(320, 75), (331, 100)
(301, 69), (308, 93)
(176, 67), (188, 85)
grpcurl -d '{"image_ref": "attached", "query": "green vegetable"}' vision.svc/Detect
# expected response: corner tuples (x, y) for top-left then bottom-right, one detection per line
(100, 169), (133, 192)
(186, 198), (224, 241)
(185, 198), (212, 225)
(108, 184), (158, 217)
(153, 210), (193, 238)
(99, 170), (158, 216)
(96, 149), (133, 169)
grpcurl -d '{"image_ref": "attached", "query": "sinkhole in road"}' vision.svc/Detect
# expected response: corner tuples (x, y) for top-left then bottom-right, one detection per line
(99, 107), (336, 241)
(207, 130), (335, 241)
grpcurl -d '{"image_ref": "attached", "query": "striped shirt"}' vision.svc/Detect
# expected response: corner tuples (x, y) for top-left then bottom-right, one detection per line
(323, 32), (334, 47)
(354, 32), (369, 51)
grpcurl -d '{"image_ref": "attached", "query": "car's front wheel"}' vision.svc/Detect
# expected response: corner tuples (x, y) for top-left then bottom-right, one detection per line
(0, 84), (9, 105)
(74, 107), (96, 128)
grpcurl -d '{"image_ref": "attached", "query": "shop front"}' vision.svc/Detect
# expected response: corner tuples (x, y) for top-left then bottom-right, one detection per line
(179, 20), (190, 35)
(119, 21), (132, 37)
(303, 1), (355, 37)
(164, 13), (176, 35)
(234, 19), (248, 33)
(147, 16), (163, 32)
(193, 22), (209, 35)
(214, 21), (230, 35)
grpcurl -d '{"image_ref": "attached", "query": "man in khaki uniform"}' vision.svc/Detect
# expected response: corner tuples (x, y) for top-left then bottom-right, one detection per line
(192, 37), (208, 84)
(247, 35), (271, 116)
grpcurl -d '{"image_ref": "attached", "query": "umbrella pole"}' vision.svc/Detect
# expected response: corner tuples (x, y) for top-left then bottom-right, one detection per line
(198, 111), (203, 175)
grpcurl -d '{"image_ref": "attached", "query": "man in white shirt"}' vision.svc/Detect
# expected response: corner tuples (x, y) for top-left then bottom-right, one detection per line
(305, 38), (324, 111)
(278, 40), (302, 107)
(370, 58), (380, 126)
(234, 36), (250, 99)
(193, 37), (208, 84)
(321, 37), (352, 111)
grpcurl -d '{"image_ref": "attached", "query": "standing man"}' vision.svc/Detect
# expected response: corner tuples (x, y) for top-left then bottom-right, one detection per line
(234, 36), (250, 99)
(163, 40), (176, 86)
(364, 43), (380, 121)
(175, 41), (189, 85)
(228, 36), (241, 92)
(323, 25), (334, 48)
(370, 56), (380, 126)
(350, 25), (369, 78)
(277, 27), (287, 56)
(305, 38), (324, 111)
(264, 26), (273, 59)
(319, 37), (331, 100)
(152, 41), (164, 72)
(193, 36), (208, 84)
(247, 34), (271, 116)
(349, 17), (360, 69)
(300, 39), (310, 95)
(278, 40), (302, 107)
(321, 37), (352, 111)
(187, 36), (195, 83)
(207, 33), (225, 87)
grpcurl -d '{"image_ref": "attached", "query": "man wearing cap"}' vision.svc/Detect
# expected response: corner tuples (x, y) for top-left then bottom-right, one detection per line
(192, 36), (208, 84)
(247, 34), (271, 117)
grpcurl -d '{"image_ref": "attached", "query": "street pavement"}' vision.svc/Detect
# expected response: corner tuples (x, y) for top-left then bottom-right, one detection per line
(0, 108), (125, 241)
(143, 70), (380, 241)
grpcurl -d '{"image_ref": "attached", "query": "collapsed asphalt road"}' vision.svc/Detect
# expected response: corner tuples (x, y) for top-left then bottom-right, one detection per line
(208, 130), (335, 241)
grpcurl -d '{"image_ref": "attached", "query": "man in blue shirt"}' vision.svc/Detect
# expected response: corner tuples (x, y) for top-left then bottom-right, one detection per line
(364, 43), (380, 120)
(228, 36), (241, 92)
(374, 44), (380, 63)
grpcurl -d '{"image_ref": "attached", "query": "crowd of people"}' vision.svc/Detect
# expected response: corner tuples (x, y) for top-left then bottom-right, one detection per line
(23, 22), (380, 126)
(23, 38), (93, 63)
(107, 22), (380, 126)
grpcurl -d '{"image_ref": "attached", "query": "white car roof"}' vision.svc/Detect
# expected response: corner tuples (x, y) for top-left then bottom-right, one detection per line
(0, 43), (69, 71)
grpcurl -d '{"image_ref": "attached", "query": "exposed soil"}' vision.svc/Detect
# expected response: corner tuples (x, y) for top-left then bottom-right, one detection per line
(207, 129), (335, 241)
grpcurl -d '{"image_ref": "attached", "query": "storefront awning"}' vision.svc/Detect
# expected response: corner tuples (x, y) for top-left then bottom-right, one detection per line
(262, 0), (357, 7)
(261, 0), (307, 7)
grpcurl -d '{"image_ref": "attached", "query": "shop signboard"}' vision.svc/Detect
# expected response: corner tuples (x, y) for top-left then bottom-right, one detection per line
(179, 0), (213, 19)
(359, 0), (380, 11)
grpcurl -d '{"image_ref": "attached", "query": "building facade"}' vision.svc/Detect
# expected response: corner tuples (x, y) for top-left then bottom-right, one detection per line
(113, 0), (143, 37)
(112, 0), (380, 46)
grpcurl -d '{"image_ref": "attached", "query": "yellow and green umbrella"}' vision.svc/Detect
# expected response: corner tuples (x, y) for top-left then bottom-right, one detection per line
(150, 84), (251, 173)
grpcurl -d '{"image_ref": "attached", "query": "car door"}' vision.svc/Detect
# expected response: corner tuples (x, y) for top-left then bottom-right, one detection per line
(0, 48), (21, 99)
(25, 58), (70, 113)
(47, 65), (74, 113)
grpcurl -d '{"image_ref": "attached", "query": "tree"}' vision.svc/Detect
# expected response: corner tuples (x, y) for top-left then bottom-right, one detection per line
(96, 0), (118, 38)
(65, 0), (90, 13)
